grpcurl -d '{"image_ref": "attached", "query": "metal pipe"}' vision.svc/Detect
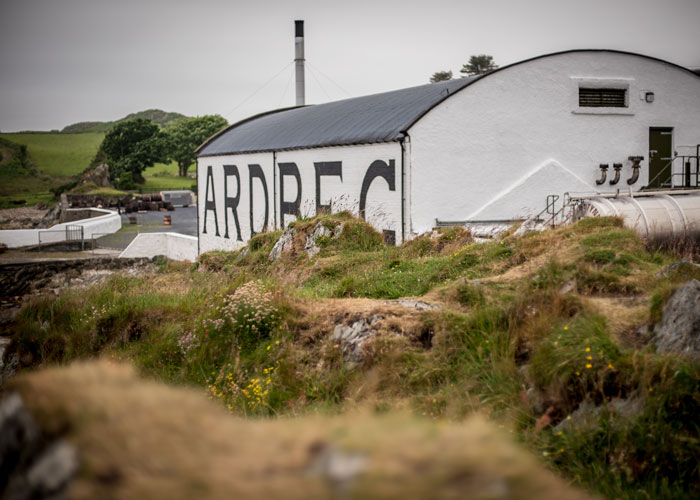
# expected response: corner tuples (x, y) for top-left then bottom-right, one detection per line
(295, 20), (305, 106)
(627, 156), (643, 185)
(609, 163), (622, 185)
(596, 164), (608, 185)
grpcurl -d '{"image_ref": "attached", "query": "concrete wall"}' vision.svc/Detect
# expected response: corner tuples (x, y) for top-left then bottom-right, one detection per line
(119, 232), (198, 261)
(408, 51), (700, 235)
(0, 208), (122, 248)
(197, 143), (402, 253)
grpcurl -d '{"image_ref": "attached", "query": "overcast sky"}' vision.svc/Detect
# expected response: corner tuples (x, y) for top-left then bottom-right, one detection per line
(1, 0), (699, 132)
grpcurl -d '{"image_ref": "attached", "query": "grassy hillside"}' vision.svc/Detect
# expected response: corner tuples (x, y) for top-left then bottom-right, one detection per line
(0, 137), (55, 207)
(0, 132), (191, 204)
(0, 132), (103, 178)
(61, 109), (187, 134)
(10, 214), (700, 499)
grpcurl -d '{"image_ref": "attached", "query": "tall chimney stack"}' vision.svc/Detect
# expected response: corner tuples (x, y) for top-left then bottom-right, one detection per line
(295, 20), (305, 106)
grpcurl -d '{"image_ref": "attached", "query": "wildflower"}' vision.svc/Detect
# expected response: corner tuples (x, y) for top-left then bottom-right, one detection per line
(586, 355), (592, 361)
(563, 326), (568, 331)
(608, 363), (615, 370)
(585, 347), (590, 352)
(553, 341), (558, 346)
(585, 363), (592, 369)
(575, 371), (581, 376)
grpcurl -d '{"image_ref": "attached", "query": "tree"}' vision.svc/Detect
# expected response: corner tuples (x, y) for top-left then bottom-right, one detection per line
(430, 70), (453, 83)
(460, 55), (498, 76)
(165, 115), (228, 177)
(100, 118), (167, 185)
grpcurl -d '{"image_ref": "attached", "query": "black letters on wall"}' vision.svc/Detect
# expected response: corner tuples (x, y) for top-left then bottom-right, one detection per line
(248, 164), (269, 237)
(359, 159), (396, 219)
(278, 162), (302, 227)
(314, 161), (343, 213)
(223, 165), (242, 241)
(202, 165), (219, 236)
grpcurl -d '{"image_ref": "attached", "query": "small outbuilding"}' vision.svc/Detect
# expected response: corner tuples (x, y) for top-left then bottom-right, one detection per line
(196, 49), (700, 254)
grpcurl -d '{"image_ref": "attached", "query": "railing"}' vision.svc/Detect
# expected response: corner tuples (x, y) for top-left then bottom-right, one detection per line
(37, 225), (85, 250)
(646, 145), (700, 189)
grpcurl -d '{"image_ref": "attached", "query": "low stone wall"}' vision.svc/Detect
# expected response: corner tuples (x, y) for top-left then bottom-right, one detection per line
(0, 208), (121, 248)
(0, 257), (153, 298)
(119, 232), (198, 261)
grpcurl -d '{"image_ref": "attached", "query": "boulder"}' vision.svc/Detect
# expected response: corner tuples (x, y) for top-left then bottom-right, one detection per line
(655, 279), (700, 354)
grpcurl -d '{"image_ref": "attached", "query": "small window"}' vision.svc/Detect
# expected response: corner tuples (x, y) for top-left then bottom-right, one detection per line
(579, 88), (627, 108)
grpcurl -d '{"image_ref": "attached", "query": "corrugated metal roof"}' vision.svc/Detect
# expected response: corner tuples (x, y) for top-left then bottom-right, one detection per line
(197, 78), (477, 156)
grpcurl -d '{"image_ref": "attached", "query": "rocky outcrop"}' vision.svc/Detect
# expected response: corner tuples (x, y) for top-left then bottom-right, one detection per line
(78, 163), (112, 188)
(655, 279), (700, 354)
(305, 222), (344, 260)
(268, 227), (296, 262)
(0, 258), (152, 300)
(269, 222), (345, 262)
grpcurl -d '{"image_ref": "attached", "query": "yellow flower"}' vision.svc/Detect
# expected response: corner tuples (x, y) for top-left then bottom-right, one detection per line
(585, 363), (592, 369)
(563, 326), (568, 331)
(586, 355), (592, 360)
(608, 363), (615, 370)
(585, 347), (590, 352)
(266, 345), (271, 351)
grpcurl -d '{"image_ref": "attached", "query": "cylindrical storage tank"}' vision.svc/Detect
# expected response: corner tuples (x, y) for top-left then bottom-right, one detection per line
(575, 192), (700, 239)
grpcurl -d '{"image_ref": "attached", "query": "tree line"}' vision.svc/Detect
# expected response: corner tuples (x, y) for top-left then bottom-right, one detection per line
(95, 115), (227, 189)
(430, 54), (498, 83)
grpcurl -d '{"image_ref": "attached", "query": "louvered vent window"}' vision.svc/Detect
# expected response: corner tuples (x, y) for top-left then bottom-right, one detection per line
(579, 88), (627, 107)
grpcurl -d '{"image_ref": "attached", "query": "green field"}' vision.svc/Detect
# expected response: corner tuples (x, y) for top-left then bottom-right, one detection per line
(0, 133), (193, 205)
(0, 132), (104, 179)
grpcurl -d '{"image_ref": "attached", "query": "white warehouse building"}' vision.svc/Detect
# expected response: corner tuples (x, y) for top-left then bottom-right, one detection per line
(196, 49), (700, 254)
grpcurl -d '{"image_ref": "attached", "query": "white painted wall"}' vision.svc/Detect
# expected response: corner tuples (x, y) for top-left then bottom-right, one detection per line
(197, 143), (402, 253)
(119, 232), (198, 261)
(0, 208), (121, 248)
(408, 51), (700, 235)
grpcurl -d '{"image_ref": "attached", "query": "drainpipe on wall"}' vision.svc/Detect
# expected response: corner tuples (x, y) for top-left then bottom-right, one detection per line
(398, 133), (407, 243)
(196, 160), (200, 256)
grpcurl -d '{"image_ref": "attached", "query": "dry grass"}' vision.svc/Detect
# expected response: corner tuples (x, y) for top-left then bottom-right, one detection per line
(9, 360), (593, 500)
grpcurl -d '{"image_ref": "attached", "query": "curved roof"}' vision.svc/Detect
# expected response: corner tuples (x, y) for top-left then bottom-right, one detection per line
(198, 49), (699, 157)
(197, 77), (476, 156)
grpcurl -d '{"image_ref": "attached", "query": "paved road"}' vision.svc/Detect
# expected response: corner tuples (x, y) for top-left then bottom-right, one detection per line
(95, 205), (197, 250)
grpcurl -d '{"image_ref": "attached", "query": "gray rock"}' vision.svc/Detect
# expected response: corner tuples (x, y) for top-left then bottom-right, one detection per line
(331, 315), (380, 366)
(525, 387), (546, 414)
(655, 259), (700, 278)
(393, 299), (439, 311)
(0, 393), (41, 482)
(559, 280), (576, 295)
(0, 338), (18, 387)
(78, 163), (112, 188)
(655, 279), (700, 354)
(26, 441), (79, 496)
(268, 227), (296, 262)
(1, 394), (79, 500)
(556, 396), (645, 433)
(307, 444), (366, 496)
